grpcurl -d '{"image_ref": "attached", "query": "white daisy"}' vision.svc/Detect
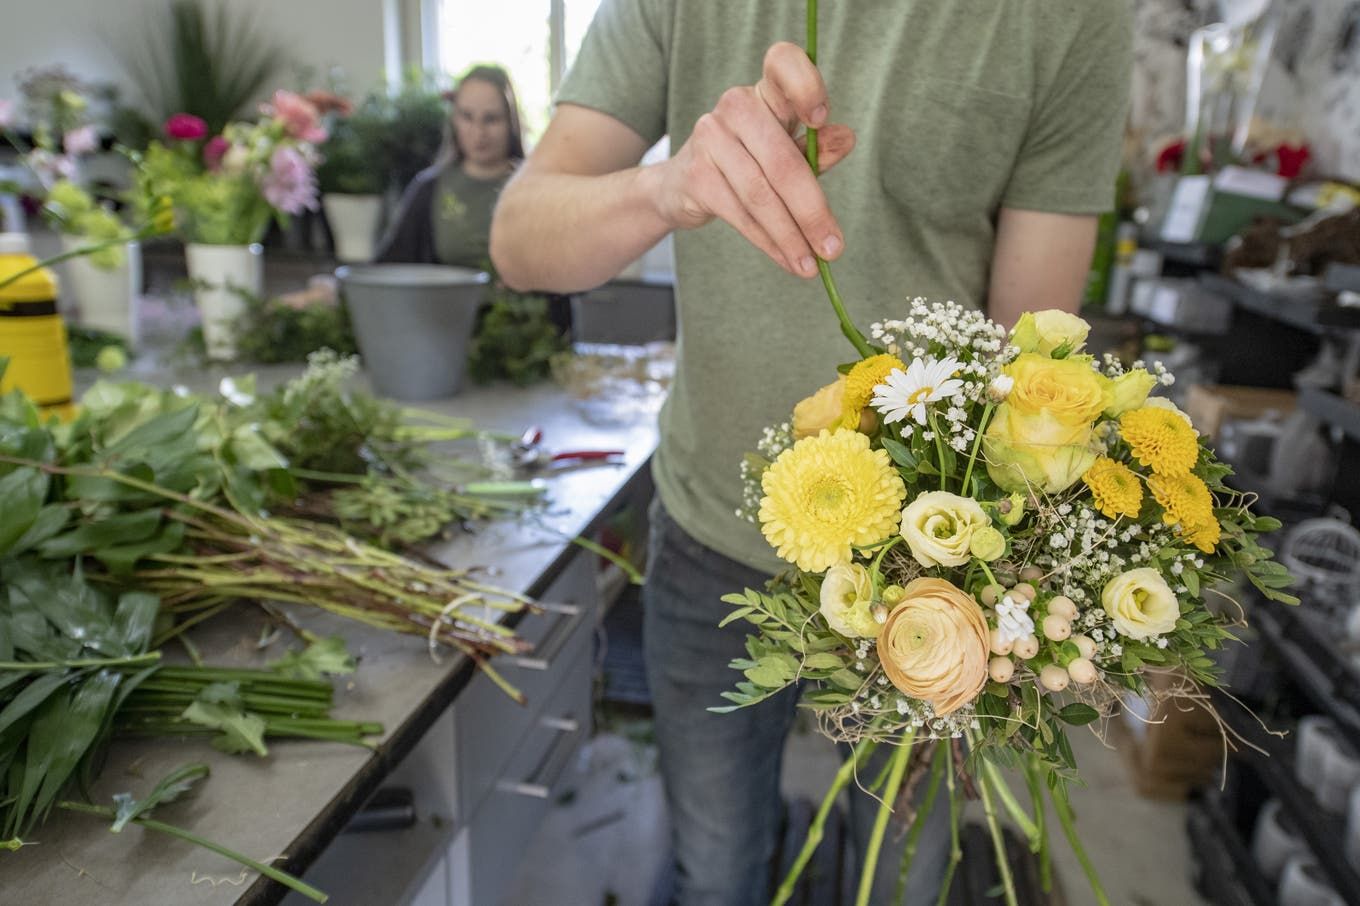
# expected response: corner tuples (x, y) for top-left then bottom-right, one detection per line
(870, 356), (965, 426)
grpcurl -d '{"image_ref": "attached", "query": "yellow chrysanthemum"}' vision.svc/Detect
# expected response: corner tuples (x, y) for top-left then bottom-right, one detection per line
(841, 354), (906, 427)
(759, 429), (907, 572)
(1120, 406), (1199, 475)
(1148, 472), (1221, 553)
(1082, 457), (1143, 519)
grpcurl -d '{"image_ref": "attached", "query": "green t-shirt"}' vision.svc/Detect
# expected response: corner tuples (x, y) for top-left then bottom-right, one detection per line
(432, 166), (509, 269)
(557, 0), (1132, 573)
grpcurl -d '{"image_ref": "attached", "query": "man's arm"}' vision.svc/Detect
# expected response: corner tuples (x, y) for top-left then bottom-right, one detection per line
(986, 208), (1097, 328)
(491, 43), (856, 294)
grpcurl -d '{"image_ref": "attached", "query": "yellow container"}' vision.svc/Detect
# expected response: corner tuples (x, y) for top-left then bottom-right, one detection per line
(0, 233), (75, 419)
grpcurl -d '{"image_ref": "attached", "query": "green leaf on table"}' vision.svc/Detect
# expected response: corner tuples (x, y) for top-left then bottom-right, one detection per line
(95, 522), (186, 575)
(111, 592), (161, 657)
(7, 505), (71, 556)
(103, 405), (199, 457)
(228, 424), (289, 472)
(271, 636), (356, 681)
(110, 762), (210, 833)
(0, 467), (48, 555)
(38, 509), (165, 559)
(0, 673), (68, 737)
(182, 683), (268, 757)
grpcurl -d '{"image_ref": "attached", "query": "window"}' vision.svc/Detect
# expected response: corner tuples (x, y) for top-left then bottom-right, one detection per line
(437, 0), (605, 143)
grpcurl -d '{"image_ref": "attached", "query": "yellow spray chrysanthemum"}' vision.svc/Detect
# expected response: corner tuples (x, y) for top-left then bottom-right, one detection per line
(759, 429), (907, 572)
(1082, 456), (1143, 519)
(1120, 406), (1199, 475)
(841, 354), (907, 427)
(1148, 472), (1221, 553)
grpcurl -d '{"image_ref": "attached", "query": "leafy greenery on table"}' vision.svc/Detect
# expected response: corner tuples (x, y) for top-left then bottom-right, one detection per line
(469, 285), (569, 386)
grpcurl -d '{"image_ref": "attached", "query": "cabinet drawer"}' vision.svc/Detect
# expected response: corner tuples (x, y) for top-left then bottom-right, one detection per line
(453, 551), (597, 823)
(453, 650), (593, 906)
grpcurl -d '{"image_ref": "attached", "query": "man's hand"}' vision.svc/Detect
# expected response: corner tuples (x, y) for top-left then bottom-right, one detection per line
(651, 42), (856, 278)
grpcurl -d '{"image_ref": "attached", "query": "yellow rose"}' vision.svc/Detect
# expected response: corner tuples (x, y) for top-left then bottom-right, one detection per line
(792, 377), (874, 438)
(878, 578), (990, 715)
(1010, 310), (1091, 357)
(983, 354), (1110, 494)
(1102, 568), (1180, 640)
(819, 564), (880, 638)
(900, 491), (991, 568)
(1105, 369), (1158, 418)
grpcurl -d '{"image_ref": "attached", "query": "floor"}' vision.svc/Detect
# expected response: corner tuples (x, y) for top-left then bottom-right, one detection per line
(500, 713), (1207, 906)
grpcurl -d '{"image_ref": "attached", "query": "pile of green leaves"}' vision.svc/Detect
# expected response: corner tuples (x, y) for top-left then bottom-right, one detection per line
(469, 285), (569, 386)
(227, 289), (358, 366)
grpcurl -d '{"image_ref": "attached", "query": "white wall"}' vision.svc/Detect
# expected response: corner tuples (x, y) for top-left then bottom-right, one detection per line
(0, 0), (392, 112)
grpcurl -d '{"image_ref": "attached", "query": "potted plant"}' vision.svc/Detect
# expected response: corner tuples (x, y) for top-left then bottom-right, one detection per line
(2, 67), (143, 342)
(133, 92), (326, 360)
(316, 93), (389, 263)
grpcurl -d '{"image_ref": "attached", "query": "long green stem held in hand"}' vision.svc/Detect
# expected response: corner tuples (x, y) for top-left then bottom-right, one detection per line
(856, 731), (915, 906)
(772, 735), (879, 906)
(893, 743), (945, 906)
(804, 0), (874, 360)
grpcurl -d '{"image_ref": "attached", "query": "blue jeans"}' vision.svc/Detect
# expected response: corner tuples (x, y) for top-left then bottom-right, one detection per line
(643, 500), (949, 906)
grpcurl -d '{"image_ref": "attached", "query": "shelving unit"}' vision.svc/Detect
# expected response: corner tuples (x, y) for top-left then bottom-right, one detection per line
(1199, 273), (1360, 334)
(1187, 789), (1274, 906)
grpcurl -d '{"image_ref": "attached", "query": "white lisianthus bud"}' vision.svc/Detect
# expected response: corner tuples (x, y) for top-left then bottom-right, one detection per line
(1039, 664), (1071, 692)
(1067, 657), (1098, 684)
(987, 373), (1015, 402)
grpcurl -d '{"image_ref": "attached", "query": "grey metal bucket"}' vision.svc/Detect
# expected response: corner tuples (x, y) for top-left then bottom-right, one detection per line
(337, 264), (488, 400)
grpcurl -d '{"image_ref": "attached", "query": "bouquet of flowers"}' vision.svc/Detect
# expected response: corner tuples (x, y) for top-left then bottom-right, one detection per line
(133, 90), (327, 245)
(719, 9), (1295, 905)
(724, 300), (1295, 904)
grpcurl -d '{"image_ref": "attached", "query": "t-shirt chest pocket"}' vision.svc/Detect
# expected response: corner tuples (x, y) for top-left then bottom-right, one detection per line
(879, 79), (1032, 227)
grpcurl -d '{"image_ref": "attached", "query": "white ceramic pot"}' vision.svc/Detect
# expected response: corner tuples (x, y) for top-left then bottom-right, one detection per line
(58, 234), (141, 343)
(323, 193), (384, 263)
(184, 242), (263, 361)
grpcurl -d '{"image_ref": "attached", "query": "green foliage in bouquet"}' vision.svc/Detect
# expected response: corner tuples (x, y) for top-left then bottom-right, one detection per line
(133, 140), (273, 245)
(118, 0), (287, 134)
(469, 283), (569, 386)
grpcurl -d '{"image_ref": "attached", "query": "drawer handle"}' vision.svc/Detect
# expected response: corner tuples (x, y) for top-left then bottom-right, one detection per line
(495, 713), (583, 799)
(509, 601), (583, 671)
(342, 787), (416, 833)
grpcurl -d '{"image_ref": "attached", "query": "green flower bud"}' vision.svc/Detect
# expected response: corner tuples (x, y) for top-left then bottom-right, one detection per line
(969, 525), (1006, 562)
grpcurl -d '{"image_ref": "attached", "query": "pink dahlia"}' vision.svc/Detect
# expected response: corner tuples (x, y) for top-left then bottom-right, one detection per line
(164, 113), (208, 141)
(262, 90), (327, 144)
(261, 145), (319, 214)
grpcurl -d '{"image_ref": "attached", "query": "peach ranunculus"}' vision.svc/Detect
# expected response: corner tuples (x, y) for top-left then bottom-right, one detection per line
(877, 578), (990, 715)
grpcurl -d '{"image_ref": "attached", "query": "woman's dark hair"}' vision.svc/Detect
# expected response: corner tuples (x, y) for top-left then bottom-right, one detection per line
(439, 64), (526, 168)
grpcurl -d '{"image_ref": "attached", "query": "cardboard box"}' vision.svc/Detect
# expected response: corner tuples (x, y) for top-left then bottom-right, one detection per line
(1185, 384), (1297, 443)
(1116, 671), (1224, 801)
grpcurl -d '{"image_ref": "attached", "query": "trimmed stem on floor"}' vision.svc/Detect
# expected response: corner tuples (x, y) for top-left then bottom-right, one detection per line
(856, 730), (915, 906)
(771, 734), (879, 906)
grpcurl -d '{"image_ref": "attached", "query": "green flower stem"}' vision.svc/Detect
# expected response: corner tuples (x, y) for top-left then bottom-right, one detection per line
(57, 800), (328, 903)
(976, 763), (1020, 906)
(977, 560), (999, 589)
(980, 757), (1039, 844)
(0, 651), (160, 672)
(803, 0), (874, 361)
(894, 741), (946, 906)
(933, 752), (962, 906)
(856, 730), (915, 906)
(1024, 755), (1053, 891)
(772, 734), (879, 906)
(960, 403), (995, 493)
(1051, 782), (1111, 906)
(929, 411), (950, 493)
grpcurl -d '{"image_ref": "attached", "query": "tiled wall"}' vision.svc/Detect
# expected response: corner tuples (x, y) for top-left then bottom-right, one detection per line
(1130, 0), (1360, 181)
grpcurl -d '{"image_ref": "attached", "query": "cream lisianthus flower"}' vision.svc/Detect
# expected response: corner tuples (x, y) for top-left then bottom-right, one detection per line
(900, 491), (991, 568)
(878, 578), (990, 715)
(819, 564), (880, 638)
(1010, 310), (1091, 357)
(1102, 567), (1180, 640)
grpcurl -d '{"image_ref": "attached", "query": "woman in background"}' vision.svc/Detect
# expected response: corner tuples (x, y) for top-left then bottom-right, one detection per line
(376, 64), (525, 267)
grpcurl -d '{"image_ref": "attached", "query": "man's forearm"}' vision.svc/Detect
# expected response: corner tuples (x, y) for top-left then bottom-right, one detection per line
(490, 165), (673, 294)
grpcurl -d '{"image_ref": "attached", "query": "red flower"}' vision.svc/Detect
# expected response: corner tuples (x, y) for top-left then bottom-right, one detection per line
(1154, 138), (1186, 173)
(164, 113), (208, 141)
(1275, 143), (1311, 180)
(203, 135), (230, 171)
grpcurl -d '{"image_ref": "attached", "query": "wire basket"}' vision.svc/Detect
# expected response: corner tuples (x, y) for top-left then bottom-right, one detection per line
(1280, 518), (1360, 617)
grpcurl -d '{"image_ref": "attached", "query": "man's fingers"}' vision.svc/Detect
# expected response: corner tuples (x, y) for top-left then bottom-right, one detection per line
(761, 42), (830, 129)
(707, 173), (799, 277)
(795, 123), (857, 173)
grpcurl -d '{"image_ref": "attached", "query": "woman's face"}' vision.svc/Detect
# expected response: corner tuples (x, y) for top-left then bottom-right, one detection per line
(453, 79), (511, 170)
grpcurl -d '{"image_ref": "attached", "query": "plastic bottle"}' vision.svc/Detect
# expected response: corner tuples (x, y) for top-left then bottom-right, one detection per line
(0, 232), (75, 419)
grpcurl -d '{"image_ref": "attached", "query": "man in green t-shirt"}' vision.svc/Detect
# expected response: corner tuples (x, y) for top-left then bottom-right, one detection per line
(492, 3), (1131, 902)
